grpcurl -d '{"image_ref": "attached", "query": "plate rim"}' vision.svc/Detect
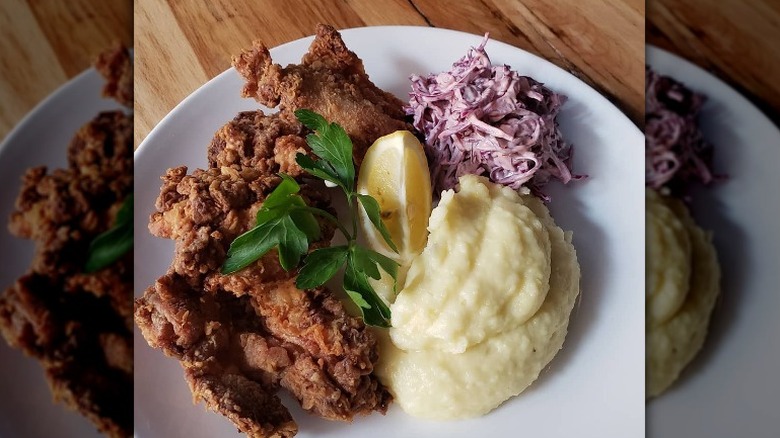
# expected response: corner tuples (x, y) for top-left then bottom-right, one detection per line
(646, 44), (780, 435)
(0, 66), (113, 438)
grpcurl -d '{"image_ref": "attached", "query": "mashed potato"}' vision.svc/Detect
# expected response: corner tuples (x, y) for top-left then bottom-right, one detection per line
(646, 189), (720, 398)
(376, 175), (580, 419)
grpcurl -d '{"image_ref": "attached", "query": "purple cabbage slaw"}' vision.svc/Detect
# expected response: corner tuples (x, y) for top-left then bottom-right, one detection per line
(406, 34), (583, 201)
(645, 67), (720, 191)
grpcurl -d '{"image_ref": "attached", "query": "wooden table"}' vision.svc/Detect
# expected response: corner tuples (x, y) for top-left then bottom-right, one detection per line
(648, 0), (780, 125)
(134, 0), (644, 147)
(0, 0), (132, 140)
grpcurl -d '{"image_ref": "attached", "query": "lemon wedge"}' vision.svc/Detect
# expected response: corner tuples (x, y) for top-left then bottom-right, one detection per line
(357, 130), (433, 267)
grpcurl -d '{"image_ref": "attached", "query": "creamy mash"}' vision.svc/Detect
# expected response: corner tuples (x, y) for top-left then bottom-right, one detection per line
(646, 189), (720, 398)
(376, 175), (580, 419)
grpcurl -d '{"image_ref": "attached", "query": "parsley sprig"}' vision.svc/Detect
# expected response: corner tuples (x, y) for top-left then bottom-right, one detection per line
(221, 109), (399, 327)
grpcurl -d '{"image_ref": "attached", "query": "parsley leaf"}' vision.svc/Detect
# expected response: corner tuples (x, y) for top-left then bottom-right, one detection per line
(351, 246), (398, 282)
(222, 176), (319, 274)
(85, 194), (134, 273)
(296, 245), (349, 289)
(221, 221), (283, 274)
(295, 109), (355, 190)
(295, 153), (344, 191)
(344, 250), (392, 327)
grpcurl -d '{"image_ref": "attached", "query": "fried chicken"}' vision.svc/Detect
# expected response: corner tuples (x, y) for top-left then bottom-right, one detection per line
(208, 111), (310, 175)
(136, 165), (390, 437)
(136, 272), (298, 438)
(0, 46), (133, 437)
(232, 23), (412, 165)
(135, 25), (408, 437)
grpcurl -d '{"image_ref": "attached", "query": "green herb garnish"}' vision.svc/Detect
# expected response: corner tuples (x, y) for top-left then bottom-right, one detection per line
(85, 193), (133, 273)
(221, 109), (398, 327)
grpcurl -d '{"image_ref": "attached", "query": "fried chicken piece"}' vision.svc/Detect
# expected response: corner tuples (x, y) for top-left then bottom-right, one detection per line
(136, 161), (390, 436)
(148, 165), (327, 281)
(208, 110), (311, 174)
(136, 269), (390, 433)
(0, 46), (133, 438)
(136, 271), (298, 438)
(208, 272), (391, 419)
(210, 274), (382, 403)
(187, 371), (298, 438)
(95, 43), (133, 108)
(232, 23), (411, 164)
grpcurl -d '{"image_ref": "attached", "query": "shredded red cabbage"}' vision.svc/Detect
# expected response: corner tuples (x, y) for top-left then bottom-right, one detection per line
(646, 67), (719, 191)
(406, 34), (582, 201)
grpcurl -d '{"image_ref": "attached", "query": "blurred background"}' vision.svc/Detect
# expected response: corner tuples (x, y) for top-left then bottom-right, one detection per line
(648, 0), (780, 124)
(646, 1), (780, 438)
(0, 1), (132, 437)
(0, 0), (131, 139)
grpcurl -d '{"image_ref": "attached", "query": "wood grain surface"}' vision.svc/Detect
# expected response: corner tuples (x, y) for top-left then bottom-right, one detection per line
(134, 0), (644, 147)
(0, 0), (132, 139)
(648, 0), (780, 125)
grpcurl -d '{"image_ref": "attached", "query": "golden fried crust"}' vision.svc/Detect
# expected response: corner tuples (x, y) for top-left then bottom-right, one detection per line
(95, 43), (133, 108)
(209, 272), (392, 418)
(136, 268), (391, 426)
(210, 275), (378, 394)
(207, 110), (311, 175)
(232, 23), (412, 165)
(186, 371), (298, 438)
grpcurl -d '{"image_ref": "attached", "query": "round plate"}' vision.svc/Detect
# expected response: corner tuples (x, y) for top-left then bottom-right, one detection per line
(0, 68), (122, 438)
(646, 46), (780, 437)
(134, 26), (645, 437)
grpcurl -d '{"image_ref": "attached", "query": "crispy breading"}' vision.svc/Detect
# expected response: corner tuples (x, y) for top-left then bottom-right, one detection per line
(209, 274), (391, 418)
(136, 267), (391, 436)
(148, 165), (332, 281)
(186, 371), (298, 438)
(208, 110), (310, 175)
(232, 24), (412, 164)
(135, 272), (296, 438)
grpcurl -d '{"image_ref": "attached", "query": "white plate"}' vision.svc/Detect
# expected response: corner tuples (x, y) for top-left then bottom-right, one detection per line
(0, 69), (122, 438)
(646, 46), (780, 437)
(134, 26), (645, 437)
